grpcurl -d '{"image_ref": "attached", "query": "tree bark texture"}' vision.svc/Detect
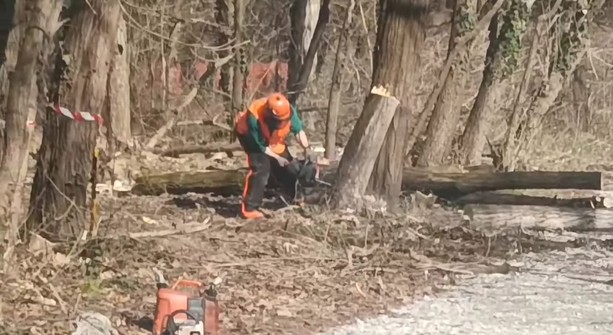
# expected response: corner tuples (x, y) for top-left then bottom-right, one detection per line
(0, 0), (62, 265)
(0, 0), (16, 69)
(501, 18), (541, 170)
(288, 0), (330, 105)
(231, 0), (246, 114)
(571, 64), (590, 132)
(459, 4), (499, 166)
(214, 0), (233, 102)
(28, 0), (121, 237)
(417, 0), (469, 167)
(503, 0), (603, 171)
(0, 0), (25, 124)
(333, 0), (430, 209)
(324, 0), (355, 161)
(288, 0), (307, 95)
(288, 0), (321, 96)
(105, 14), (131, 148)
(403, 0), (505, 159)
(131, 168), (603, 199)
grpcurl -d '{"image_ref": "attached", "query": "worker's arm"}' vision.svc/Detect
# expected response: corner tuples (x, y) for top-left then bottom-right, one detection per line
(290, 106), (309, 149)
(247, 115), (286, 162)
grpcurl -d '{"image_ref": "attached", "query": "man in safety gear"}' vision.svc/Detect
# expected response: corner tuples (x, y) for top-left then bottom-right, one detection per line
(234, 93), (312, 220)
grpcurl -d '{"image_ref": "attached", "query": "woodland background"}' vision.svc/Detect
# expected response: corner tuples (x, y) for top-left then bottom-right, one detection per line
(0, 0), (612, 333)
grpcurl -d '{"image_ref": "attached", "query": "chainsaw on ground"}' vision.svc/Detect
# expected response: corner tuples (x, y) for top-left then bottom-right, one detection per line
(153, 278), (220, 335)
(285, 155), (332, 204)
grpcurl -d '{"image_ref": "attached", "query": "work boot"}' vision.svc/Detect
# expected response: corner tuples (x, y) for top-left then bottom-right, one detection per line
(241, 209), (265, 220)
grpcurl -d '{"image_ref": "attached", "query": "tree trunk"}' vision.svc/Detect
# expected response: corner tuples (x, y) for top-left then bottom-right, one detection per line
(0, 0), (63, 265)
(324, 0), (355, 161)
(0, 0), (16, 69)
(288, 0), (330, 105)
(403, 0), (504, 158)
(417, 0), (469, 167)
(504, 0), (603, 171)
(230, 0), (246, 114)
(27, 0), (121, 238)
(368, 103), (416, 207)
(332, 0), (430, 209)
(571, 64), (590, 132)
(458, 3), (499, 166)
(501, 17), (542, 170)
(105, 14), (131, 148)
(215, 0), (233, 103)
(0, 0), (24, 126)
(288, 0), (321, 95)
(131, 167), (603, 199)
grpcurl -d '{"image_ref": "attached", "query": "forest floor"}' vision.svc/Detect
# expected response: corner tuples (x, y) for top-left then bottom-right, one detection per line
(1, 128), (612, 334)
(0, 191), (578, 335)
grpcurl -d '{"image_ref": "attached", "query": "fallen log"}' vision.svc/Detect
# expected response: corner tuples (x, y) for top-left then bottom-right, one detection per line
(465, 204), (613, 233)
(153, 142), (243, 158)
(131, 168), (604, 198)
(455, 192), (613, 209)
(402, 169), (603, 198)
(131, 169), (248, 196)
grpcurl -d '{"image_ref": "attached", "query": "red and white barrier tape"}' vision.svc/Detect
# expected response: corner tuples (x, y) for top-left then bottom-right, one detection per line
(27, 103), (104, 128)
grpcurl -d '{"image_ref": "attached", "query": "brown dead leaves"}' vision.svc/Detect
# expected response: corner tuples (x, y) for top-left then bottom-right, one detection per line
(0, 193), (525, 334)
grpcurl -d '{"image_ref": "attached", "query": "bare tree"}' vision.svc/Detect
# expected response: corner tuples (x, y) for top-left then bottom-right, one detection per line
(231, 0), (246, 114)
(333, 0), (430, 208)
(0, 0), (16, 69)
(503, 0), (603, 170)
(288, 0), (323, 99)
(27, 0), (122, 237)
(215, 0), (233, 103)
(460, 0), (532, 166)
(325, 0), (356, 161)
(0, 0), (63, 266)
(571, 64), (590, 132)
(0, 0), (24, 130)
(287, 0), (331, 110)
(417, 0), (472, 167)
(104, 14), (131, 149)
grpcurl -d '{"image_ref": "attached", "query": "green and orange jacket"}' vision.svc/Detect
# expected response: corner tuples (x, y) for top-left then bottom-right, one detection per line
(235, 98), (304, 154)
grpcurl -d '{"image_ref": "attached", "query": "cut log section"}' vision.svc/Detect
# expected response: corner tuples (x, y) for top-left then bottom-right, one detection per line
(465, 204), (613, 233)
(131, 168), (604, 198)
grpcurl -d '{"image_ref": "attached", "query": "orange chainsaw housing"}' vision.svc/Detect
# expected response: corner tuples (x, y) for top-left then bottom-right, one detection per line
(153, 279), (220, 335)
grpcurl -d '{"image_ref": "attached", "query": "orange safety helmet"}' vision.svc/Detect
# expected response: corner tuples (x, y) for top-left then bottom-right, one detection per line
(266, 93), (291, 120)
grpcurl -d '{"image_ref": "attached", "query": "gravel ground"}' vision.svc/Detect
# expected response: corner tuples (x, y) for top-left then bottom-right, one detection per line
(322, 247), (613, 335)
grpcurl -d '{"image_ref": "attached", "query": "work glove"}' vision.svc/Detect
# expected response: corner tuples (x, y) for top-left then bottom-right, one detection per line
(303, 146), (313, 162)
(276, 156), (290, 167)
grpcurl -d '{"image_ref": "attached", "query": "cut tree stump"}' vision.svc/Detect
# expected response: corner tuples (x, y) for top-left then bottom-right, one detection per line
(465, 204), (613, 233)
(130, 168), (603, 198)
